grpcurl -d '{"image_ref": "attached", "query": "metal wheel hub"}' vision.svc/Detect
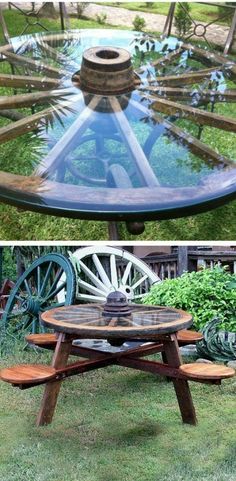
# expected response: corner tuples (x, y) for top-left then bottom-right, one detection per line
(75, 46), (137, 94)
(22, 297), (41, 316)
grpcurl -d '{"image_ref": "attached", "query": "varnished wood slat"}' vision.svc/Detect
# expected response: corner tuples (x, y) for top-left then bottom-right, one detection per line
(182, 43), (236, 77)
(0, 73), (60, 89)
(0, 364), (56, 384)
(140, 86), (236, 102)
(0, 95), (77, 144)
(129, 97), (235, 168)
(37, 41), (78, 70)
(177, 329), (203, 345)
(179, 363), (235, 380)
(149, 68), (222, 86)
(109, 96), (159, 187)
(0, 106), (57, 144)
(2, 50), (69, 79)
(137, 46), (183, 73)
(151, 96), (236, 132)
(26, 333), (58, 346)
(0, 89), (70, 109)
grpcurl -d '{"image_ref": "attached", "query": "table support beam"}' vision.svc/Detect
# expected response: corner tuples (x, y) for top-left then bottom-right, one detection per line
(36, 332), (72, 426)
(162, 334), (197, 425)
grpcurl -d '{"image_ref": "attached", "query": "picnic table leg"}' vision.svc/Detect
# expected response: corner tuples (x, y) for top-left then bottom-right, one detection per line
(36, 332), (72, 426)
(162, 334), (197, 425)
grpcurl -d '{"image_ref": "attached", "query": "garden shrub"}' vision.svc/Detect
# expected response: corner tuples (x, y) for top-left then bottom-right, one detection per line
(143, 267), (236, 332)
(95, 13), (107, 25)
(133, 15), (146, 31)
(174, 2), (192, 37)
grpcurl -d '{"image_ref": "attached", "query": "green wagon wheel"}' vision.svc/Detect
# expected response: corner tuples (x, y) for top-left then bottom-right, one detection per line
(1, 253), (76, 334)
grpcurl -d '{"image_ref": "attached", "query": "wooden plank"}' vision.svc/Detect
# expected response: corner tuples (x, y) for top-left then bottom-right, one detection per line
(0, 89), (70, 109)
(2, 50), (69, 79)
(129, 97), (235, 168)
(109, 96), (159, 187)
(140, 86), (236, 102)
(0, 73), (60, 89)
(151, 96), (236, 132)
(35, 95), (100, 176)
(148, 67), (222, 86)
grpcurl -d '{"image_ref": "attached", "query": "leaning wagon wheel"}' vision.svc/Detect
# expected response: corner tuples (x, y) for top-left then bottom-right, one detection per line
(70, 245), (160, 303)
(1, 253), (76, 333)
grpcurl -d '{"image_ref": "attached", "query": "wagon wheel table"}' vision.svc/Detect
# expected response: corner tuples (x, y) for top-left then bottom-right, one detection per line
(0, 29), (236, 239)
(1, 291), (235, 428)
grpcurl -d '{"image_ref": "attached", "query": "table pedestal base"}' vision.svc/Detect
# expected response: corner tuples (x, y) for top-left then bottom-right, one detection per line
(37, 333), (197, 427)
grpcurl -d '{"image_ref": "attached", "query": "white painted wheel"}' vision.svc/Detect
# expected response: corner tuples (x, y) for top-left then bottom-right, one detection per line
(70, 246), (160, 303)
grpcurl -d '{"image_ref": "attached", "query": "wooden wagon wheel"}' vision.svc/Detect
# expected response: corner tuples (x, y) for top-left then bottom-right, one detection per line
(0, 31), (236, 236)
(1, 253), (76, 334)
(69, 245), (160, 303)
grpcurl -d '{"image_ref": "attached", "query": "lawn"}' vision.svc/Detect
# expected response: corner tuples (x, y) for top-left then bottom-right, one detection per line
(103, 2), (234, 26)
(0, 347), (235, 481)
(0, 8), (236, 241)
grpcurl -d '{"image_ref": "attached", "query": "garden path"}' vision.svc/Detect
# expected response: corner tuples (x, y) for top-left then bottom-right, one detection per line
(0, 2), (234, 51)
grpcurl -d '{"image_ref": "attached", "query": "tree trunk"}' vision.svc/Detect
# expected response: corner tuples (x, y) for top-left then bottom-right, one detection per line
(38, 3), (58, 19)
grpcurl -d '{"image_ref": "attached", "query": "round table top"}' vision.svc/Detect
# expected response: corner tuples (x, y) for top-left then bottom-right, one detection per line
(40, 304), (193, 340)
(0, 29), (236, 221)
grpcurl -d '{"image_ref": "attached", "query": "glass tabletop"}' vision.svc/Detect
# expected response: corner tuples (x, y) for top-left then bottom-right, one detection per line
(0, 29), (236, 221)
(40, 303), (193, 339)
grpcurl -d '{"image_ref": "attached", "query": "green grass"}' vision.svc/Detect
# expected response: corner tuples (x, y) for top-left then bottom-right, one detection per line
(102, 2), (233, 26)
(0, 347), (235, 481)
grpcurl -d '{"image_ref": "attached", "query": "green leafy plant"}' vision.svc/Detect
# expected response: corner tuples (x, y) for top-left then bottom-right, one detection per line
(174, 2), (192, 37)
(143, 266), (236, 332)
(95, 13), (107, 25)
(132, 15), (146, 31)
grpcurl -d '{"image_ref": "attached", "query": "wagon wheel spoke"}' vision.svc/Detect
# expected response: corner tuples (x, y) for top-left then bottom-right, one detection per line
(130, 275), (148, 291)
(121, 261), (132, 286)
(36, 40), (79, 70)
(92, 254), (112, 289)
(137, 46), (183, 73)
(140, 86), (236, 103)
(0, 95), (77, 145)
(0, 73), (60, 90)
(35, 95), (100, 176)
(44, 281), (67, 302)
(129, 97), (235, 169)
(149, 95), (236, 132)
(145, 67), (224, 86)
(2, 50), (70, 79)
(109, 96), (159, 187)
(0, 88), (71, 109)
(79, 260), (110, 295)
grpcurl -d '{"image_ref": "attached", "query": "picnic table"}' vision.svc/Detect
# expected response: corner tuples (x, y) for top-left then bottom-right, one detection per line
(1, 292), (234, 428)
(0, 29), (236, 237)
